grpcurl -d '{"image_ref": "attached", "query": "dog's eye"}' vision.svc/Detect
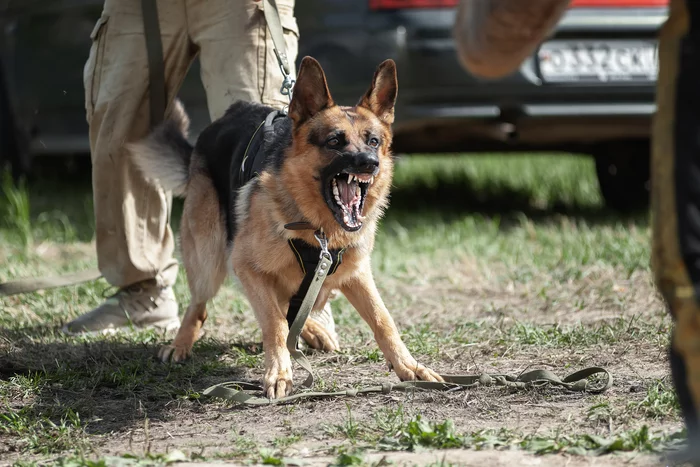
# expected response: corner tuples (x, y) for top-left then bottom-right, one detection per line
(327, 137), (340, 147)
(368, 137), (380, 148)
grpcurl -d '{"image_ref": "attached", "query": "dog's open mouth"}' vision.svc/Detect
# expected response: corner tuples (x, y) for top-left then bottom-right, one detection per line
(326, 173), (374, 231)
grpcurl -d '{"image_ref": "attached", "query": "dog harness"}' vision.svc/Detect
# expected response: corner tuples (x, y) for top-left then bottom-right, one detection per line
(286, 237), (346, 329)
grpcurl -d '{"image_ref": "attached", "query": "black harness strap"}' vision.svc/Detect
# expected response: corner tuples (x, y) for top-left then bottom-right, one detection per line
(141, 0), (166, 129)
(286, 238), (345, 328)
(236, 110), (285, 188)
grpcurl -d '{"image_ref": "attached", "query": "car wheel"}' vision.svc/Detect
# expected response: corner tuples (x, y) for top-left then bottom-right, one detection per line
(593, 140), (650, 213)
(0, 58), (29, 182)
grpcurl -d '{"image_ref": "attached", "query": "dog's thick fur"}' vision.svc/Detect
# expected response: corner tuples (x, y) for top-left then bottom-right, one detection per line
(130, 57), (442, 398)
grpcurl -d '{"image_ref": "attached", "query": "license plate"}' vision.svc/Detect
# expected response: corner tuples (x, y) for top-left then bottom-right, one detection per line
(537, 40), (658, 84)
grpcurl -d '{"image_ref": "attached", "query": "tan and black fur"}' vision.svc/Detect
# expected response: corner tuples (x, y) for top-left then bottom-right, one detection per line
(130, 57), (442, 398)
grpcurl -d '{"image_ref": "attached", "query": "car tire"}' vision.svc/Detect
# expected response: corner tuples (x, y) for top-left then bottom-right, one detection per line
(593, 140), (650, 213)
(0, 57), (29, 182)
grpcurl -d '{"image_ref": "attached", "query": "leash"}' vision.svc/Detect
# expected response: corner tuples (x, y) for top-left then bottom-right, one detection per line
(0, 0), (294, 297)
(204, 223), (614, 404)
(262, 0), (296, 102)
(283, 225), (334, 388)
(0, 268), (102, 296)
(202, 366), (613, 406)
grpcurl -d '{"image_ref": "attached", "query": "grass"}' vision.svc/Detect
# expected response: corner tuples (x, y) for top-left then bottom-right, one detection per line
(326, 404), (683, 456)
(630, 379), (680, 419)
(0, 153), (681, 465)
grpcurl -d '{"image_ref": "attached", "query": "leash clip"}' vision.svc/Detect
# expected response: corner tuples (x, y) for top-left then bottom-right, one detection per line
(276, 52), (295, 115)
(280, 73), (295, 115)
(314, 229), (331, 262)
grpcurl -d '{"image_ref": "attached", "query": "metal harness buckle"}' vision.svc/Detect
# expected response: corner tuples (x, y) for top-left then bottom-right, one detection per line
(274, 50), (295, 114)
(314, 229), (332, 265)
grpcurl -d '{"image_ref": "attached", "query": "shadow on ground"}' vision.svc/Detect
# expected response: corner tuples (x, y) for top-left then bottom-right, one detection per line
(0, 324), (260, 437)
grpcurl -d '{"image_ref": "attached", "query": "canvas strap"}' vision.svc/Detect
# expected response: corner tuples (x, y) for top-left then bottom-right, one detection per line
(202, 367), (613, 406)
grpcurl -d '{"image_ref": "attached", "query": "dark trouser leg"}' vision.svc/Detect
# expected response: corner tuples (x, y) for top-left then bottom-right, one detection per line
(653, 0), (700, 458)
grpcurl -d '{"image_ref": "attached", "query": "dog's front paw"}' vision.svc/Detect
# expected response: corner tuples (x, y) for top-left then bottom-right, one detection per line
(301, 318), (340, 352)
(158, 344), (191, 363)
(389, 357), (443, 383)
(264, 358), (294, 399)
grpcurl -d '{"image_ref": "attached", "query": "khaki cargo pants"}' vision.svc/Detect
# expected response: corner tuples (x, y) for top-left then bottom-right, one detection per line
(83, 0), (298, 289)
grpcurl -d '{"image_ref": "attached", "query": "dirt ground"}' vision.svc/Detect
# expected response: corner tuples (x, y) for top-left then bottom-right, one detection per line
(1, 254), (682, 466)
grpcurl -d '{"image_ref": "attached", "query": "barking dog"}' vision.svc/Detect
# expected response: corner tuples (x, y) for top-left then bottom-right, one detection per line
(130, 57), (443, 398)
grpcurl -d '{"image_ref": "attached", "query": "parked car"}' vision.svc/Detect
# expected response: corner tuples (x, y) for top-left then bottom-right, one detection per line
(0, 0), (668, 210)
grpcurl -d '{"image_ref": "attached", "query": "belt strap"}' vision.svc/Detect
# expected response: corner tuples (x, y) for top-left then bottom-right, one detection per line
(141, 0), (166, 129)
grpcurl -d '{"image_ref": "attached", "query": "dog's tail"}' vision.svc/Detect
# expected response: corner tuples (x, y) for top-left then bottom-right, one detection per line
(129, 99), (193, 197)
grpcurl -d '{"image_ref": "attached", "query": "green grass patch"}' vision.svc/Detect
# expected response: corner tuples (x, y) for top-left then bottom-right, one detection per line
(331, 406), (684, 457)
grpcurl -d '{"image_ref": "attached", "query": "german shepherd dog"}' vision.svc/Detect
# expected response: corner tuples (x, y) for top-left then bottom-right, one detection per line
(130, 57), (442, 398)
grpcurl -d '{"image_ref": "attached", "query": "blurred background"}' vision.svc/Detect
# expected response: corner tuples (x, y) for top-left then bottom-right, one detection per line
(0, 0), (666, 212)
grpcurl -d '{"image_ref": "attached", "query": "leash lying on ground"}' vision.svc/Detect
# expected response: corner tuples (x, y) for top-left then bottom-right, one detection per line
(202, 367), (613, 406)
(0, 268), (102, 296)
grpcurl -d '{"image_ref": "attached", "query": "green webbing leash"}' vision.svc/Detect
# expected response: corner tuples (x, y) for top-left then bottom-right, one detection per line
(202, 367), (613, 406)
(285, 228), (334, 388)
(0, 268), (102, 296)
(262, 0), (295, 100)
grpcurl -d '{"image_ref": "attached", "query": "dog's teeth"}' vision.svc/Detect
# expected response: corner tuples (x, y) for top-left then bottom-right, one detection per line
(370, 176), (374, 185)
(333, 184), (339, 196)
(349, 174), (355, 184)
(355, 185), (361, 197)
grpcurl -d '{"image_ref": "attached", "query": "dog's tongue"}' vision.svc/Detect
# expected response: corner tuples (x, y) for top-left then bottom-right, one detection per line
(338, 178), (358, 207)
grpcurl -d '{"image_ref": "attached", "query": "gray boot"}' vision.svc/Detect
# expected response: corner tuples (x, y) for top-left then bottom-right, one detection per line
(62, 279), (180, 335)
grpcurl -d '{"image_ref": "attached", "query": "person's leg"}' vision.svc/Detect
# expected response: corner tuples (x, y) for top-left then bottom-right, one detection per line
(187, 0), (338, 345)
(652, 0), (700, 459)
(64, 0), (195, 334)
(187, 0), (298, 120)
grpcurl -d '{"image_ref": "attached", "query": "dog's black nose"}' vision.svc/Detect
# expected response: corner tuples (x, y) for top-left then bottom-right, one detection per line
(349, 152), (379, 173)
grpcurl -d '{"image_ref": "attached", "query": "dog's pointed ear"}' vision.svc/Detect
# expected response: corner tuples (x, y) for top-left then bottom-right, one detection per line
(358, 59), (398, 125)
(288, 57), (334, 127)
